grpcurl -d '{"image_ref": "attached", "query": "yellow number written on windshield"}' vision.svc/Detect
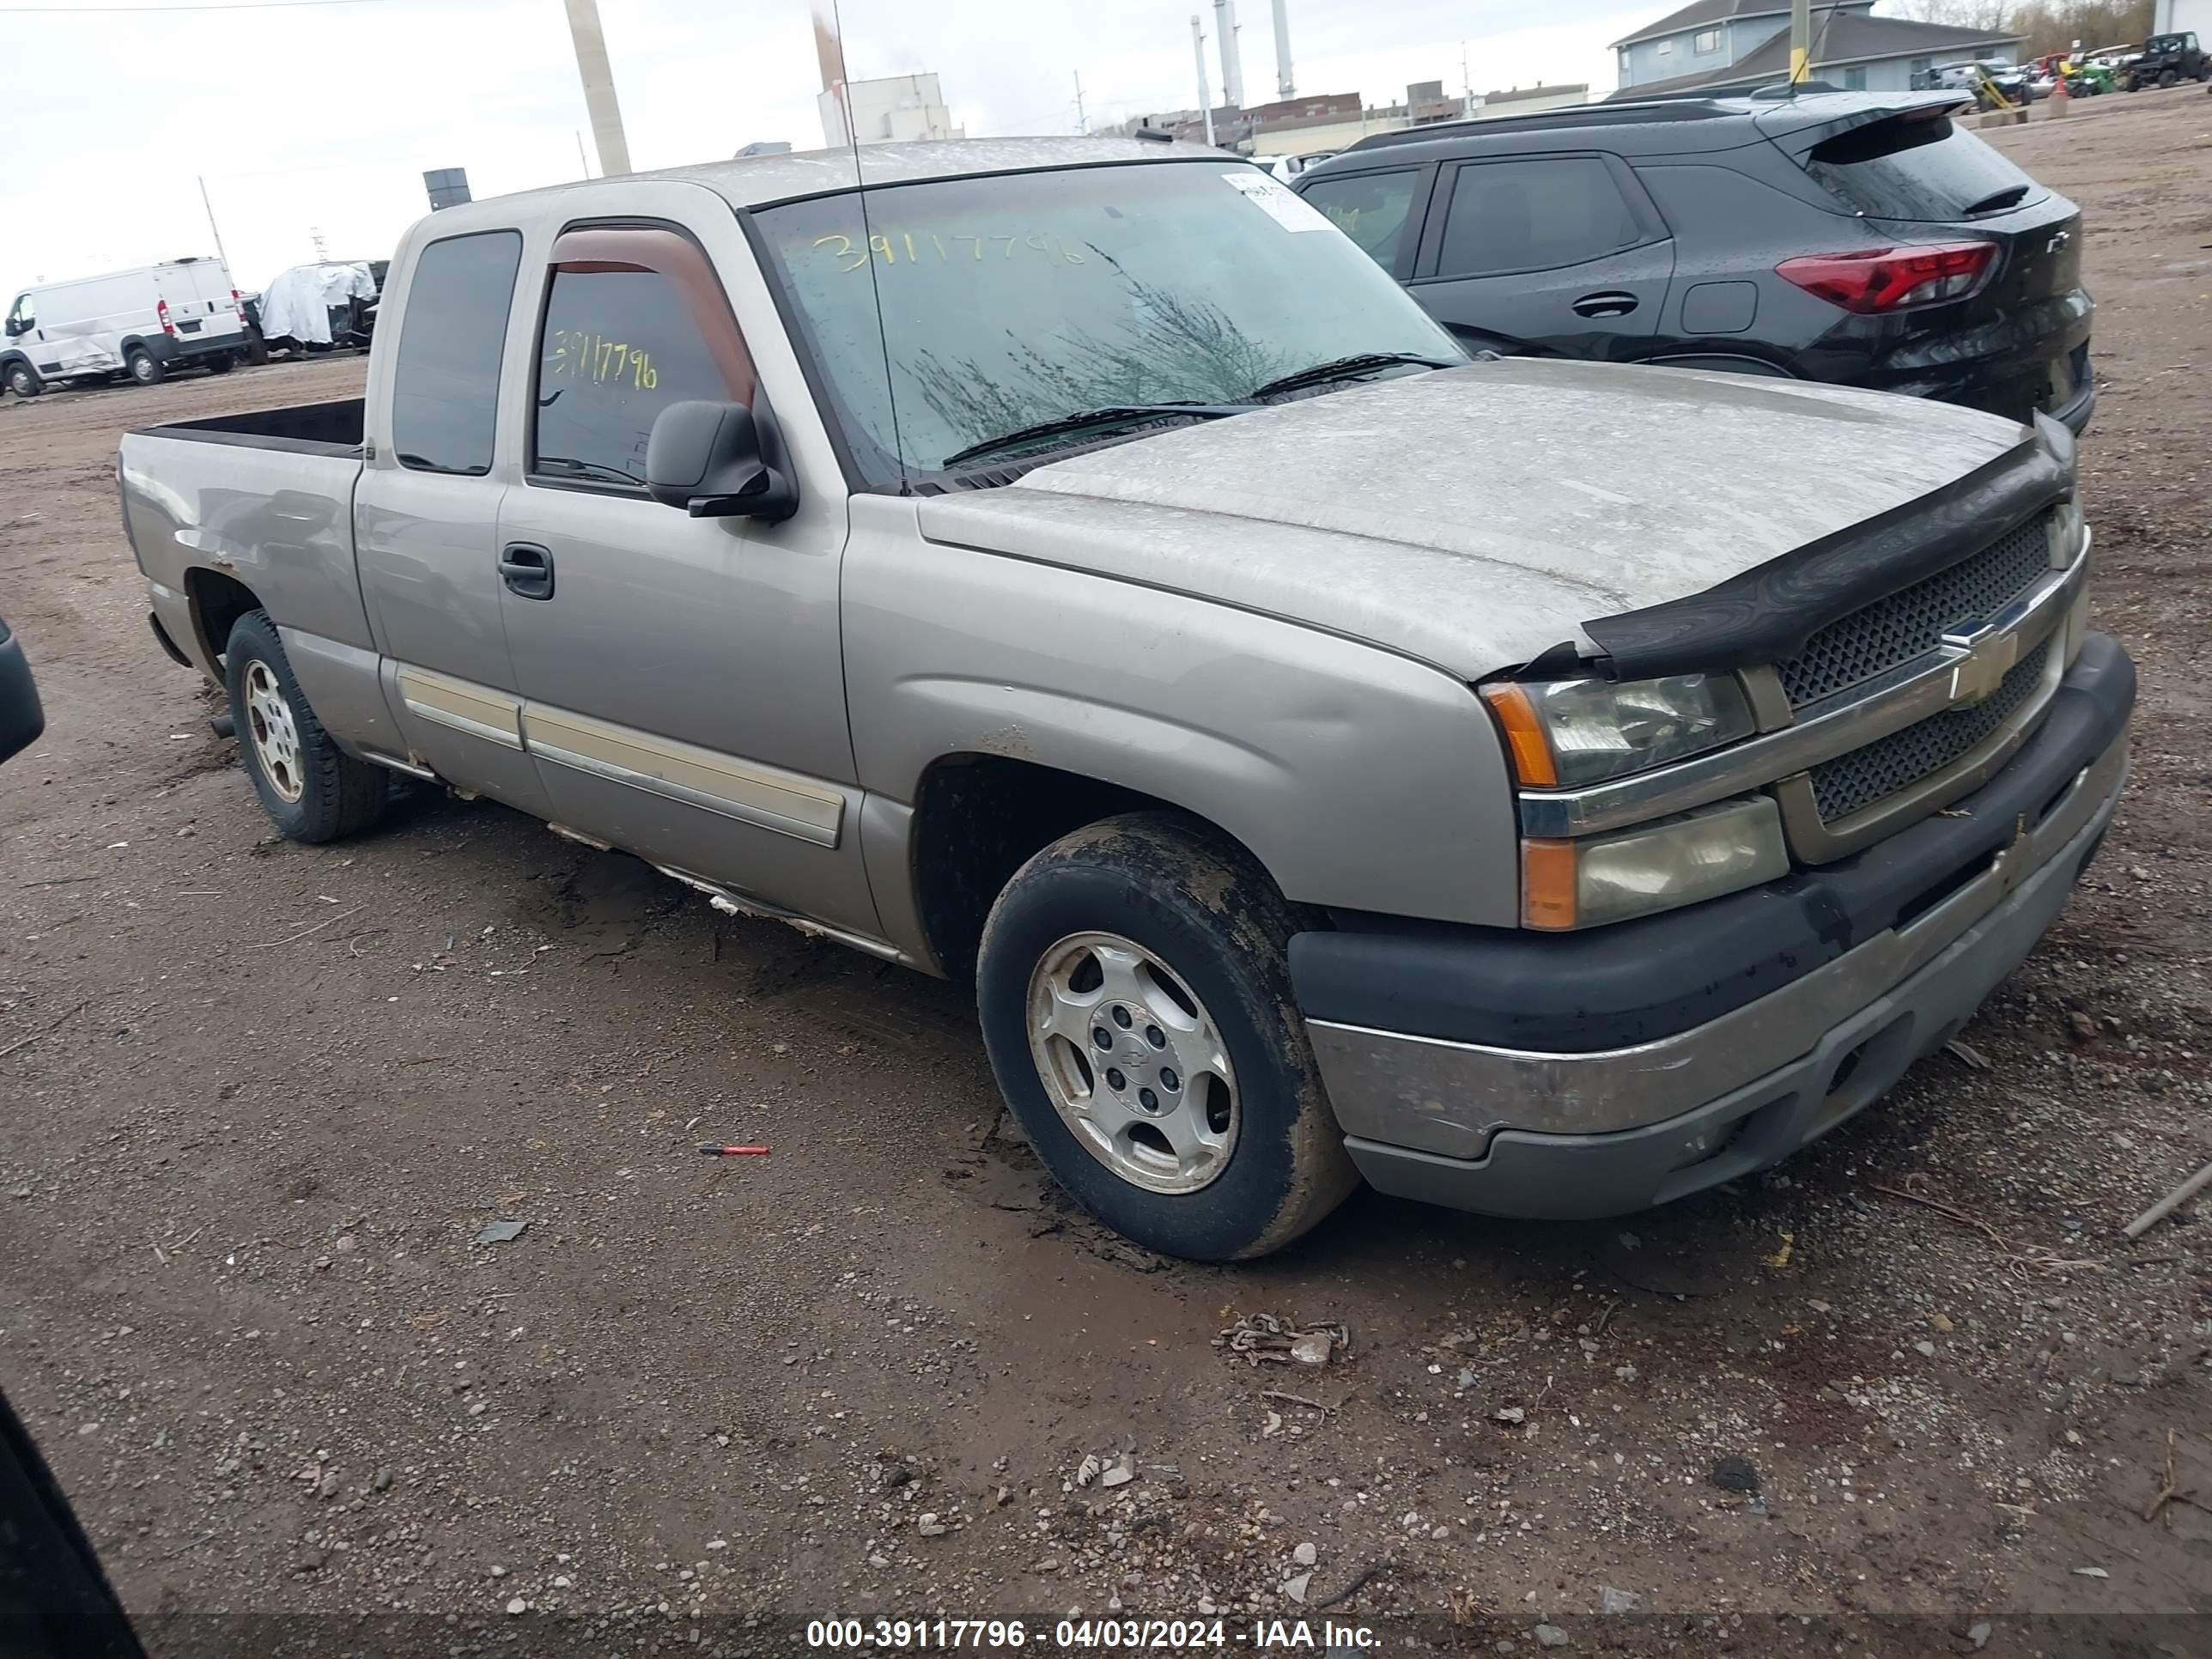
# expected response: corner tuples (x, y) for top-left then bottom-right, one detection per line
(810, 232), (1088, 271)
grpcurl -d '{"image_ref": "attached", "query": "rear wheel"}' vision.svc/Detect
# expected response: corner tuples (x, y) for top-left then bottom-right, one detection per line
(222, 611), (388, 842)
(126, 348), (164, 386)
(4, 362), (39, 398)
(975, 812), (1358, 1261)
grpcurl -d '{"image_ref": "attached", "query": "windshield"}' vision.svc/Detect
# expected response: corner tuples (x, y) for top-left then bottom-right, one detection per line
(754, 160), (1462, 483)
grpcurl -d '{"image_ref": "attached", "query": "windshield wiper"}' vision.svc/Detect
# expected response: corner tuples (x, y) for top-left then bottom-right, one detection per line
(1962, 183), (2031, 215)
(941, 403), (1252, 470)
(537, 455), (644, 488)
(1244, 351), (1461, 401)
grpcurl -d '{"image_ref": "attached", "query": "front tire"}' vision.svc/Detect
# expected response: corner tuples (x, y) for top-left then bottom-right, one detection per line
(126, 348), (164, 386)
(976, 813), (1358, 1261)
(222, 611), (388, 842)
(4, 362), (40, 398)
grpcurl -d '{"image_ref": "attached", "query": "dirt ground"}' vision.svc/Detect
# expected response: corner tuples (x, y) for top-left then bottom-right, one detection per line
(3, 87), (2209, 1659)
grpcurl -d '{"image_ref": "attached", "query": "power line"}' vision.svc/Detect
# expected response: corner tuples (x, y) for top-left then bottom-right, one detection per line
(0, 0), (384, 13)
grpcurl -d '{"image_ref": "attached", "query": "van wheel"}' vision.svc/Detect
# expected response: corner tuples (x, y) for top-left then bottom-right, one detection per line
(126, 348), (164, 386)
(4, 362), (39, 398)
(204, 354), (236, 375)
(975, 812), (1358, 1262)
(222, 611), (388, 842)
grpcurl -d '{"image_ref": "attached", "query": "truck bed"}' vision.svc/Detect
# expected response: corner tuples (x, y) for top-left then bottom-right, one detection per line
(135, 397), (363, 458)
(119, 397), (371, 673)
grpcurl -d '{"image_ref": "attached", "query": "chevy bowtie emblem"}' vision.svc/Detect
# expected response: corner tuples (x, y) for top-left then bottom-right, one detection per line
(2047, 230), (2071, 253)
(1942, 622), (2020, 708)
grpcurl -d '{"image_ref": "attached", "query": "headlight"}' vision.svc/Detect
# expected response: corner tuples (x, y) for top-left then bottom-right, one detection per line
(1481, 672), (1754, 788)
(2047, 499), (2084, 566)
(1522, 796), (1789, 930)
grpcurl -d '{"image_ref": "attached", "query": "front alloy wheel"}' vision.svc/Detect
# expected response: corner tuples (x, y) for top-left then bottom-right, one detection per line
(1028, 931), (1238, 1195)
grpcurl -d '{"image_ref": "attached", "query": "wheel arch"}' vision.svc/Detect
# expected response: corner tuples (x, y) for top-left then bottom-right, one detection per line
(183, 567), (266, 667)
(905, 751), (1269, 985)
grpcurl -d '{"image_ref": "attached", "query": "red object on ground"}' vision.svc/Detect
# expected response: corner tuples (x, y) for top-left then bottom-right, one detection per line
(698, 1144), (770, 1157)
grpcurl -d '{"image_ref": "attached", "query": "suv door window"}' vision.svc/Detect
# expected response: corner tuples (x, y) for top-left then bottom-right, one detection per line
(532, 268), (732, 489)
(390, 230), (523, 476)
(1436, 156), (1645, 277)
(1298, 169), (1423, 270)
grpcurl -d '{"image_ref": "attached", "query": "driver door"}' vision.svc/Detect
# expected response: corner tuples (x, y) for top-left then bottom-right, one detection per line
(492, 212), (878, 939)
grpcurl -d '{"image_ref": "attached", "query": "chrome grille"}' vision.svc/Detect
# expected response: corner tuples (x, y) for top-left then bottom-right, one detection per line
(1808, 640), (2051, 823)
(1778, 512), (2053, 708)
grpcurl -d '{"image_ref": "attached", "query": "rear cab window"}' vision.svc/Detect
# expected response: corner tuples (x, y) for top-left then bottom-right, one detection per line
(390, 231), (524, 475)
(1799, 112), (2045, 221)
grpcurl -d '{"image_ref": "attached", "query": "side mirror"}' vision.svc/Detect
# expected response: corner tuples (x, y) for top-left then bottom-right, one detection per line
(3, 316), (24, 337)
(644, 399), (798, 522)
(0, 617), (46, 767)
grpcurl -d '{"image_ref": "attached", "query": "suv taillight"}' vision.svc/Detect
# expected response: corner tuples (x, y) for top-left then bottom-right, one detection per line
(156, 298), (175, 335)
(1776, 242), (1996, 313)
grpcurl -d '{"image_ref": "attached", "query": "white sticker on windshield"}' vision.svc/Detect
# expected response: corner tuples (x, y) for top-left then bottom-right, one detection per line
(1222, 170), (1333, 231)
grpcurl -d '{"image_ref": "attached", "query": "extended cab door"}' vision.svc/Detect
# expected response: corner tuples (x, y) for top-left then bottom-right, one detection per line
(351, 227), (556, 817)
(490, 192), (878, 941)
(1404, 152), (1674, 359)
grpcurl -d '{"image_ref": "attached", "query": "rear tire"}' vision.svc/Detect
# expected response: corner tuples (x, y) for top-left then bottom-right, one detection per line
(126, 348), (164, 386)
(204, 354), (236, 375)
(975, 812), (1358, 1262)
(222, 611), (388, 842)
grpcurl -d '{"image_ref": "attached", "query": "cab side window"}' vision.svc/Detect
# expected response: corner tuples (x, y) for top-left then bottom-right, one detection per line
(1298, 169), (1422, 271)
(531, 269), (732, 489)
(1436, 157), (1645, 278)
(390, 230), (523, 477)
(4, 295), (32, 335)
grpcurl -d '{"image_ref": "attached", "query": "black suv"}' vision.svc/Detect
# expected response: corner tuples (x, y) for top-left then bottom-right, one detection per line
(1291, 91), (2094, 433)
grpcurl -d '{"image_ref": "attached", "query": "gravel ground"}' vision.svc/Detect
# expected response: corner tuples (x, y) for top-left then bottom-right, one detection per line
(2, 87), (2208, 1658)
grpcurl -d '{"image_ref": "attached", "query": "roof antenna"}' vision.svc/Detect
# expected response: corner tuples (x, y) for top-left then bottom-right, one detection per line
(815, 0), (910, 494)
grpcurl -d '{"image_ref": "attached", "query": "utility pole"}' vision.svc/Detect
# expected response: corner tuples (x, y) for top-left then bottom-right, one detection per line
(574, 130), (592, 179)
(1073, 69), (1088, 133)
(1789, 0), (1811, 83)
(1461, 40), (1472, 116)
(1191, 15), (1217, 147)
(563, 0), (632, 177)
(195, 176), (232, 276)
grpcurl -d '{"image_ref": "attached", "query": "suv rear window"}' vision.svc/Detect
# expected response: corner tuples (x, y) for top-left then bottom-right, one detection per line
(1800, 112), (2045, 222)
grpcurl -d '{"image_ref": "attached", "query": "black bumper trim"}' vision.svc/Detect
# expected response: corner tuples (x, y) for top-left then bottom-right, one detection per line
(1290, 632), (2133, 1055)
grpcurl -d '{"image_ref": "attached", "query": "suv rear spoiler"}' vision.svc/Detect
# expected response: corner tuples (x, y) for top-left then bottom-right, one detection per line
(1752, 89), (1972, 157)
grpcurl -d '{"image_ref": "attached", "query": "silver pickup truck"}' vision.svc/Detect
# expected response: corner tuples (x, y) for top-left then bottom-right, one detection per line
(119, 138), (2132, 1261)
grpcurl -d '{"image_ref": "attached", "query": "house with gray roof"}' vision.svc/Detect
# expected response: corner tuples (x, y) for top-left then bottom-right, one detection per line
(1608, 0), (2023, 98)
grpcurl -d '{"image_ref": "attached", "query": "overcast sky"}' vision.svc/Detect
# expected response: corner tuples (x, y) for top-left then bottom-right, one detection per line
(0, 0), (1655, 307)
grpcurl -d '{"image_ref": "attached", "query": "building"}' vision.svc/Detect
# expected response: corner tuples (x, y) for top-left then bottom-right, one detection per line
(1121, 81), (1502, 160)
(2153, 0), (2209, 33)
(1469, 82), (1590, 119)
(818, 73), (966, 149)
(1608, 0), (2022, 98)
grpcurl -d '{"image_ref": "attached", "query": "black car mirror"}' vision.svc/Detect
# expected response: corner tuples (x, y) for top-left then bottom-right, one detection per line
(3, 317), (26, 337)
(644, 400), (798, 523)
(0, 617), (46, 766)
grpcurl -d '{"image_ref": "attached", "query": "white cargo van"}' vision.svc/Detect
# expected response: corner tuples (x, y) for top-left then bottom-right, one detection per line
(2, 258), (248, 398)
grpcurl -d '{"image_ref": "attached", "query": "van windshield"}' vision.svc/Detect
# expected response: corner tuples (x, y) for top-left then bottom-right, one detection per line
(754, 161), (1462, 483)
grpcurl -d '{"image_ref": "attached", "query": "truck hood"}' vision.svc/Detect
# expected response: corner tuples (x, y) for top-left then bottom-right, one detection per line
(914, 357), (2033, 680)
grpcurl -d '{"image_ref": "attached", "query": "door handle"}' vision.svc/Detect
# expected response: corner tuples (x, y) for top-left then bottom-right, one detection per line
(1571, 291), (1639, 319)
(498, 543), (555, 600)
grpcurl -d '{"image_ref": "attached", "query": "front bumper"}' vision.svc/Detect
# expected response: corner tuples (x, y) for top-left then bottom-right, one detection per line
(1299, 635), (2132, 1220)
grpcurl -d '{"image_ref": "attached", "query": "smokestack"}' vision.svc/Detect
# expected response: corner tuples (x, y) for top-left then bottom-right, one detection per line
(1190, 14), (1218, 146)
(1271, 0), (1293, 98)
(1213, 0), (1245, 107)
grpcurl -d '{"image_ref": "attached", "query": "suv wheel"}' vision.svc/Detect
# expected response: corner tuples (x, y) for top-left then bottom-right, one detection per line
(975, 812), (1358, 1261)
(222, 611), (389, 842)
